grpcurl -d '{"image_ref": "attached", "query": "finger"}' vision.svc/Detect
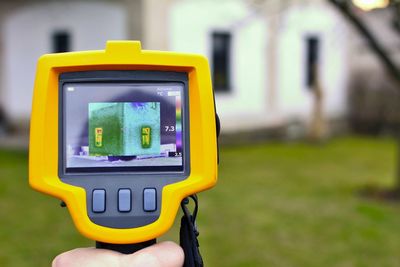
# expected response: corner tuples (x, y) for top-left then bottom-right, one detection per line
(121, 241), (184, 267)
(52, 247), (120, 267)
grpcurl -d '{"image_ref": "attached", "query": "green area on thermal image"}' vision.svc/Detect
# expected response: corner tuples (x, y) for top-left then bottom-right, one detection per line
(88, 102), (161, 156)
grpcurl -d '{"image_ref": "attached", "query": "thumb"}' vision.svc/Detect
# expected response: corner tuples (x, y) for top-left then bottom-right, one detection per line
(120, 241), (185, 267)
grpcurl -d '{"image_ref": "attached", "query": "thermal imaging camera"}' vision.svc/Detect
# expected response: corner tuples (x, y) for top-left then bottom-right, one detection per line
(29, 41), (218, 246)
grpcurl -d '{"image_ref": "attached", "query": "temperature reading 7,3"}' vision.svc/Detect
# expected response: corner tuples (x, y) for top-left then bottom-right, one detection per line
(165, 126), (175, 132)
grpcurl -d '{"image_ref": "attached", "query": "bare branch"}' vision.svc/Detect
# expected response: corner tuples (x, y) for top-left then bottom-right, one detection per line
(328, 0), (400, 83)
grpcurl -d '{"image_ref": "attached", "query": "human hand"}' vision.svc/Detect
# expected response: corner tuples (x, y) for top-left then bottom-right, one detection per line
(52, 241), (184, 267)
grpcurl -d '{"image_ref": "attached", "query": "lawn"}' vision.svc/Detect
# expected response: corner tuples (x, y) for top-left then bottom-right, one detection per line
(0, 136), (399, 266)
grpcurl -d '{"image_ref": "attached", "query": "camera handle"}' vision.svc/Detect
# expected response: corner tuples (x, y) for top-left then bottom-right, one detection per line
(94, 195), (203, 267)
(95, 239), (156, 254)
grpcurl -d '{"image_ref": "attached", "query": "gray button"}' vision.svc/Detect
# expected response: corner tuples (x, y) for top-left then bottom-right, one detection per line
(143, 188), (157, 212)
(92, 189), (106, 213)
(118, 189), (132, 212)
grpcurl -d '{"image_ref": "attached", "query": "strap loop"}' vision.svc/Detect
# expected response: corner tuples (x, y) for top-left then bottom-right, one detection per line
(180, 195), (204, 267)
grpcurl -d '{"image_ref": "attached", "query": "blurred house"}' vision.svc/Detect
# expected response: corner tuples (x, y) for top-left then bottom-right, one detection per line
(168, 0), (350, 134)
(0, 0), (142, 132)
(0, 0), (397, 141)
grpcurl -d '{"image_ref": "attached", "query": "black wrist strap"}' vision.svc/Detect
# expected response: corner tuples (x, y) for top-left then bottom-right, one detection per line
(180, 195), (204, 267)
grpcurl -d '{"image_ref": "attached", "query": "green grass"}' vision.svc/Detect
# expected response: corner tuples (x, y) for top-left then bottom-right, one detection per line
(1, 136), (400, 266)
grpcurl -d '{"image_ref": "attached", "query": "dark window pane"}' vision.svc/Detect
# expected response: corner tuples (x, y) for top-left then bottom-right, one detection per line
(52, 31), (71, 53)
(305, 36), (320, 88)
(212, 32), (231, 92)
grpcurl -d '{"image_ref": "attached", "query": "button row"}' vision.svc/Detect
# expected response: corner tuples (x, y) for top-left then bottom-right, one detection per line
(92, 188), (156, 213)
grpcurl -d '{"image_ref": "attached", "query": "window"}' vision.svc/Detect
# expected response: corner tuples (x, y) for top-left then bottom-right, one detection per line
(212, 32), (231, 92)
(305, 36), (320, 88)
(52, 31), (71, 53)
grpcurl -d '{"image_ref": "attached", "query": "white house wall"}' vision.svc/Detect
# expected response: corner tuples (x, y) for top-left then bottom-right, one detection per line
(2, 2), (127, 122)
(169, 0), (268, 133)
(277, 3), (349, 122)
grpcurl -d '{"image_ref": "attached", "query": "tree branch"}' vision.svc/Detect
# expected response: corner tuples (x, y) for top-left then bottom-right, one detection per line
(328, 0), (400, 83)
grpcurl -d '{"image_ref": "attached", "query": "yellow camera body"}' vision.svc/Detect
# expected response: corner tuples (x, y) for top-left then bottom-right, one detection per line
(29, 41), (218, 244)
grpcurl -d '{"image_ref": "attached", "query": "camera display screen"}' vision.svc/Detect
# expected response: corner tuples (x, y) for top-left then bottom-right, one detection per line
(63, 82), (185, 173)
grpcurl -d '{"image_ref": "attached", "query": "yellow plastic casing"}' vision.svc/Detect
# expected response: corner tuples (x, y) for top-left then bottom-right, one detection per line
(29, 41), (218, 244)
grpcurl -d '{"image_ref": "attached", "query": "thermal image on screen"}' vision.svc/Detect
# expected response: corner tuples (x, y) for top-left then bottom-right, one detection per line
(88, 102), (161, 157)
(64, 83), (184, 172)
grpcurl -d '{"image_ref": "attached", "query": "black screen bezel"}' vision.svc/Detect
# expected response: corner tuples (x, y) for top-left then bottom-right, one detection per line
(59, 71), (190, 176)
